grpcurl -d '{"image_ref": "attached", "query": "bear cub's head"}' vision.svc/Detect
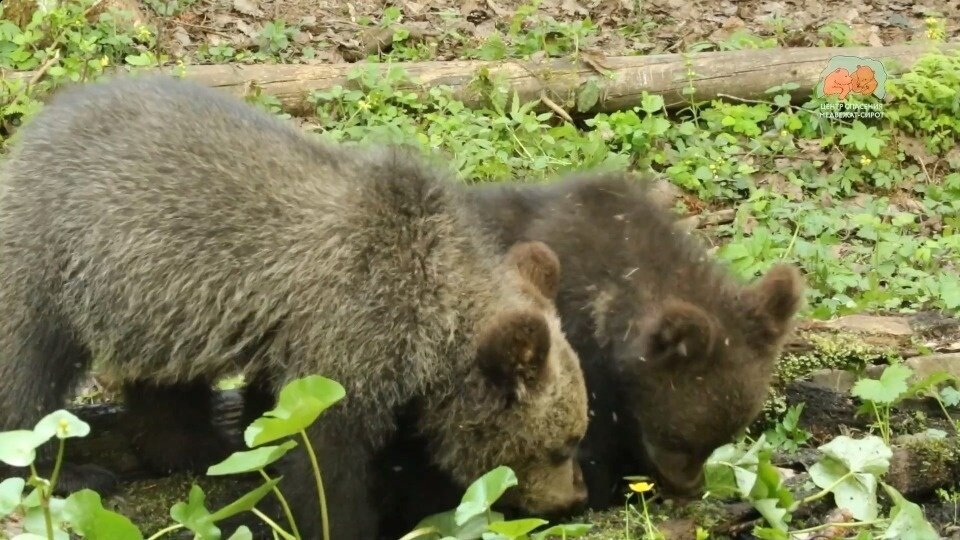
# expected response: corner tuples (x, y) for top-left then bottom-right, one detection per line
(615, 264), (804, 496)
(422, 240), (589, 519)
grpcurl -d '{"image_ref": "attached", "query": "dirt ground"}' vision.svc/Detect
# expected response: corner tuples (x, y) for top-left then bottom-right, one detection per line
(155, 0), (960, 63)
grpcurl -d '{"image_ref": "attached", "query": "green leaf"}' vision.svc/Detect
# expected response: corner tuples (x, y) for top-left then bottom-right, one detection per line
(529, 523), (593, 539)
(208, 478), (281, 523)
(0, 478), (25, 518)
(752, 499), (790, 532)
(244, 375), (345, 447)
(880, 483), (940, 539)
(939, 274), (960, 310)
(808, 435), (892, 521)
(170, 485), (220, 539)
(0, 430), (46, 467)
(851, 364), (913, 405)
(455, 467), (518, 527)
(62, 490), (144, 540)
(576, 79), (601, 113)
(23, 496), (68, 540)
(207, 441), (297, 476)
(416, 508), (504, 540)
(640, 93), (664, 114)
(226, 527), (253, 540)
(940, 386), (960, 407)
(34, 410), (91, 440)
(486, 518), (548, 539)
(906, 371), (957, 398)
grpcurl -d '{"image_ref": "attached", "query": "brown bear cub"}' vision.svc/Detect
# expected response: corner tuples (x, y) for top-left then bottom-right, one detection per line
(377, 171), (805, 535)
(0, 75), (589, 539)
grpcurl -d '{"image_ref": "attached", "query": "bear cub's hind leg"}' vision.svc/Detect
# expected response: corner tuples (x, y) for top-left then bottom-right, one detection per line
(122, 381), (233, 475)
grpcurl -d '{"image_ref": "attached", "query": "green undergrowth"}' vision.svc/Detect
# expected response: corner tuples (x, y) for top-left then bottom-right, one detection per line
(5, 1), (959, 319)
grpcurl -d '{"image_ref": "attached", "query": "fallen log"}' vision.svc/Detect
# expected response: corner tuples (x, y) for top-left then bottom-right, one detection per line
(5, 44), (959, 116)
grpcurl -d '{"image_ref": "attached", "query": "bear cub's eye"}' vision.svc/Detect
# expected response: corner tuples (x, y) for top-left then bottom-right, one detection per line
(548, 436), (582, 465)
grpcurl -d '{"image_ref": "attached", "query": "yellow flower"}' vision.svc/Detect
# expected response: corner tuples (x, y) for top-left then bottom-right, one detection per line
(100, 56), (110, 67)
(629, 481), (655, 493)
(860, 155), (871, 166)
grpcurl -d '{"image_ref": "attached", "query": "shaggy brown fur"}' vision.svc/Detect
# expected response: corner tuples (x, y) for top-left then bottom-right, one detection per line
(0, 75), (589, 539)
(376, 171), (805, 534)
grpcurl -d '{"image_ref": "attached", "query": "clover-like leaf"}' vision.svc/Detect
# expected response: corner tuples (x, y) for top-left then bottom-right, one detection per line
(486, 518), (548, 539)
(529, 523), (593, 540)
(34, 410), (91, 440)
(880, 483), (940, 540)
(0, 478), (25, 518)
(851, 364), (912, 405)
(0, 430), (47, 467)
(416, 508), (504, 540)
(208, 478), (280, 523)
(24, 496), (68, 540)
(455, 467), (518, 527)
(63, 489), (144, 540)
(170, 484), (220, 539)
(226, 526), (253, 540)
(244, 375), (345, 447)
(207, 441), (297, 476)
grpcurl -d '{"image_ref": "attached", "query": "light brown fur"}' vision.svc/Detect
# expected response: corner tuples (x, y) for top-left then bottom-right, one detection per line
(0, 75), (588, 539)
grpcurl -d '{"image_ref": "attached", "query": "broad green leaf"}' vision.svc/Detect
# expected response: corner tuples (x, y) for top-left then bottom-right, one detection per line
(640, 93), (664, 114)
(0, 478), (25, 518)
(416, 509), (504, 540)
(704, 443), (743, 498)
(808, 435), (892, 521)
(486, 518), (547, 539)
(34, 410), (91, 440)
(880, 483), (939, 539)
(906, 371), (957, 398)
(576, 79), (601, 113)
(851, 364), (913, 405)
(24, 497), (68, 540)
(940, 386), (960, 407)
(209, 478), (281, 522)
(244, 375), (345, 447)
(0, 430), (46, 467)
(207, 441), (297, 475)
(529, 523), (592, 539)
(753, 526), (789, 540)
(226, 527), (253, 540)
(63, 490), (144, 540)
(170, 484), (220, 539)
(939, 274), (960, 310)
(455, 466), (518, 526)
(752, 498), (790, 532)
(818, 435), (892, 476)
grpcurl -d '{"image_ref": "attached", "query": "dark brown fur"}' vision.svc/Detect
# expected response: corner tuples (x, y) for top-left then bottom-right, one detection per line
(377, 171), (805, 535)
(0, 75), (590, 539)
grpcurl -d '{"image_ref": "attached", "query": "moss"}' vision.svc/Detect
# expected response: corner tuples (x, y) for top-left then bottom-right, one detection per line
(756, 331), (900, 427)
(105, 473), (260, 537)
(898, 434), (960, 479)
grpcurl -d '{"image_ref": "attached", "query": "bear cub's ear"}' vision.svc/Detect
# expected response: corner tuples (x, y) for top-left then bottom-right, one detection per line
(640, 299), (717, 367)
(742, 263), (805, 341)
(476, 310), (553, 402)
(504, 241), (561, 301)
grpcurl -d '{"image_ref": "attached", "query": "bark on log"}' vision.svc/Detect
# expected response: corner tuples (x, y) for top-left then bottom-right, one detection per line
(6, 44), (959, 116)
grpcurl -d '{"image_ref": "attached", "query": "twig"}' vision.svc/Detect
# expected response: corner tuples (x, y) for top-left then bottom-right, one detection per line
(540, 90), (573, 123)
